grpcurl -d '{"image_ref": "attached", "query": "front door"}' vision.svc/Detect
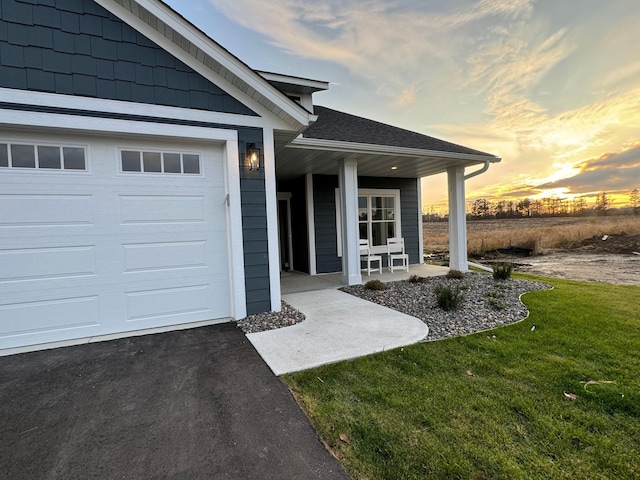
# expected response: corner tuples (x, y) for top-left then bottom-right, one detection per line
(277, 193), (293, 272)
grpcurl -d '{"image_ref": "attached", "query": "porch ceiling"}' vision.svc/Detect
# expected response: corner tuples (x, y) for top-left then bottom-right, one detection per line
(274, 134), (499, 180)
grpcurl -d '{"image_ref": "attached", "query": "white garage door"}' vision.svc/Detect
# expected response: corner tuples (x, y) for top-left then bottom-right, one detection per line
(0, 132), (232, 351)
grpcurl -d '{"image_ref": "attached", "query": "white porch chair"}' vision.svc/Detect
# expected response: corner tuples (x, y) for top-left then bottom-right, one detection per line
(387, 237), (409, 272)
(359, 239), (382, 275)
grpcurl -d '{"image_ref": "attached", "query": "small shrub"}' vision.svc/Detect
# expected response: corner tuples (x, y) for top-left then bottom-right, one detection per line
(364, 279), (387, 291)
(446, 269), (465, 280)
(493, 262), (514, 280)
(407, 274), (425, 283)
(487, 298), (506, 310)
(485, 290), (502, 299)
(435, 283), (464, 311)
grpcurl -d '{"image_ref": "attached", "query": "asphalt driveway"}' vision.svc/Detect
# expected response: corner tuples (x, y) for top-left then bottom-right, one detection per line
(0, 323), (348, 479)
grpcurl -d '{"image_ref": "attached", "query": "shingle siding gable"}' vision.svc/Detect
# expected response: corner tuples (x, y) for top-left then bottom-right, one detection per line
(0, 0), (256, 116)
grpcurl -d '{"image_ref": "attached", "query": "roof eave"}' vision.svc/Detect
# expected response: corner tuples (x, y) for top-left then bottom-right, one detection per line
(291, 136), (501, 163)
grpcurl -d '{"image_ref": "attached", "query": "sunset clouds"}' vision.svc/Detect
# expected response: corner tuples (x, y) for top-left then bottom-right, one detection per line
(167, 0), (640, 209)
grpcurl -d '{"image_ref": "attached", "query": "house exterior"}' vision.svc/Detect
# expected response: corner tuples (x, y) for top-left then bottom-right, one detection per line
(0, 0), (499, 354)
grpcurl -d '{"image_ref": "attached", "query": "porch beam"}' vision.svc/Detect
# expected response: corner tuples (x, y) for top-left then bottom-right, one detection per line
(447, 166), (468, 271)
(338, 158), (363, 285)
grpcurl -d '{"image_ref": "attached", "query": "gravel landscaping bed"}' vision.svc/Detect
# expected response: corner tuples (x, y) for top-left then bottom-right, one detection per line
(340, 273), (551, 341)
(236, 301), (306, 334)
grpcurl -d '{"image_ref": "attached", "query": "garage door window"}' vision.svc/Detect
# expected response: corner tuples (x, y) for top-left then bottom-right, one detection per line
(121, 150), (201, 175)
(0, 143), (86, 170)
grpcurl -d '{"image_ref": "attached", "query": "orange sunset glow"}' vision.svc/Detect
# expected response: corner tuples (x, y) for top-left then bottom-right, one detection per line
(167, 0), (640, 213)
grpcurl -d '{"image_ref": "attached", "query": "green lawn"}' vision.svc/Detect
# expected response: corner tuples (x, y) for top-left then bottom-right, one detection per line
(283, 277), (640, 479)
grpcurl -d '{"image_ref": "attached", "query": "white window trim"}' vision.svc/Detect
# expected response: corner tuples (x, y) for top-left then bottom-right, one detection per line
(117, 147), (204, 176)
(335, 188), (402, 257)
(0, 140), (90, 174)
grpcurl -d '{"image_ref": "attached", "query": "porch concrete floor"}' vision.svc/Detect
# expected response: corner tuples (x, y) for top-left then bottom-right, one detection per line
(249, 265), (448, 375)
(280, 263), (450, 294)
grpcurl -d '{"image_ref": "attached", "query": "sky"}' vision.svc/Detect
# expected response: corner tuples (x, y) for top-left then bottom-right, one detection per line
(164, 0), (640, 213)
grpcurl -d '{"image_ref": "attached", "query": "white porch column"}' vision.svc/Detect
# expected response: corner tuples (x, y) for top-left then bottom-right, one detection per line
(338, 158), (362, 285)
(447, 166), (468, 271)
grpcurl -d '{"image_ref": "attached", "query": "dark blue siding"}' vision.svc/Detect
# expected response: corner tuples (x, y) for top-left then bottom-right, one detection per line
(238, 128), (271, 315)
(313, 175), (421, 273)
(277, 176), (309, 274)
(0, 0), (256, 115)
(312, 175), (341, 274)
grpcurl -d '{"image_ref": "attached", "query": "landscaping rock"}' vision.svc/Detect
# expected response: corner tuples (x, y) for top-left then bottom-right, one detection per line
(341, 273), (551, 341)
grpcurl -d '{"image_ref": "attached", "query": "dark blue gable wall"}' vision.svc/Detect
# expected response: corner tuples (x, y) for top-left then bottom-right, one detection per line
(313, 175), (421, 273)
(0, 0), (255, 115)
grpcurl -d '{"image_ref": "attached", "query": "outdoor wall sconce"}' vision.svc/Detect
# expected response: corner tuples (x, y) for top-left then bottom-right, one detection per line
(246, 144), (261, 171)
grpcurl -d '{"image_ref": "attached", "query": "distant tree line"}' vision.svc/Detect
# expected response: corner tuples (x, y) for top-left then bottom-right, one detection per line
(423, 189), (640, 221)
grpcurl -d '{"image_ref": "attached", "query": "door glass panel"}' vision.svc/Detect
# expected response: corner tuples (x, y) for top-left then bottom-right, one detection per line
(63, 147), (86, 170)
(143, 152), (162, 172)
(38, 146), (61, 169)
(121, 150), (141, 172)
(385, 222), (395, 241)
(358, 196), (368, 221)
(371, 221), (395, 246)
(164, 153), (181, 173)
(371, 196), (383, 220)
(359, 223), (368, 240)
(11, 144), (36, 168)
(183, 154), (200, 174)
(0, 144), (8, 167)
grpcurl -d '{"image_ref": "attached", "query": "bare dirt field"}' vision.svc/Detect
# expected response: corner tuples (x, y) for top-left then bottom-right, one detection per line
(424, 215), (640, 286)
(512, 250), (640, 286)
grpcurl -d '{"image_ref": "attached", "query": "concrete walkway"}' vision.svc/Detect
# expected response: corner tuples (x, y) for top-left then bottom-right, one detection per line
(247, 289), (429, 375)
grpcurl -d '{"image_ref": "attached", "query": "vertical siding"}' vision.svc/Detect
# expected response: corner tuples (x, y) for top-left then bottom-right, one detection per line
(313, 175), (421, 273)
(0, 0), (256, 115)
(238, 128), (270, 315)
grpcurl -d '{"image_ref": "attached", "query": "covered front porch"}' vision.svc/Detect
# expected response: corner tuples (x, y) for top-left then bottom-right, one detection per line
(280, 263), (449, 294)
(273, 106), (499, 301)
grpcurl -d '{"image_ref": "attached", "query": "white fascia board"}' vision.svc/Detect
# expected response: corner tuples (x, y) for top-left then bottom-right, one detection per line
(0, 88), (277, 130)
(97, 0), (312, 130)
(257, 71), (330, 92)
(0, 106), (238, 142)
(292, 136), (501, 163)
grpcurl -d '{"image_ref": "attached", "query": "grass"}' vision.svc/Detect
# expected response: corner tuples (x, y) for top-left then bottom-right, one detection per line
(424, 215), (640, 255)
(283, 277), (640, 479)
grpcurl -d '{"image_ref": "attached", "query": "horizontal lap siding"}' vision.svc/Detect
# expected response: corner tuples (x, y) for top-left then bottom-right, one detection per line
(313, 175), (420, 273)
(312, 175), (341, 274)
(238, 128), (270, 315)
(0, 0), (255, 115)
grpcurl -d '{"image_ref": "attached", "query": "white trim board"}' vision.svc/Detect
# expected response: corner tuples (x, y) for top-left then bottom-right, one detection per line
(335, 188), (402, 257)
(0, 88), (276, 130)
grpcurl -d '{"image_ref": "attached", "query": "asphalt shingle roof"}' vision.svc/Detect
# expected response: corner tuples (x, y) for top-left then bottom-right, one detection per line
(303, 106), (493, 157)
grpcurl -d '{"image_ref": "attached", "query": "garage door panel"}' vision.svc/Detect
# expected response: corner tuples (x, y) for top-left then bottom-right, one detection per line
(0, 245), (97, 283)
(122, 240), (208, 273)
(0, 295), (100, 349)
(119, 194), (208, 225)
(124, 284), (219, 323)
(0, 193), (94, 227)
